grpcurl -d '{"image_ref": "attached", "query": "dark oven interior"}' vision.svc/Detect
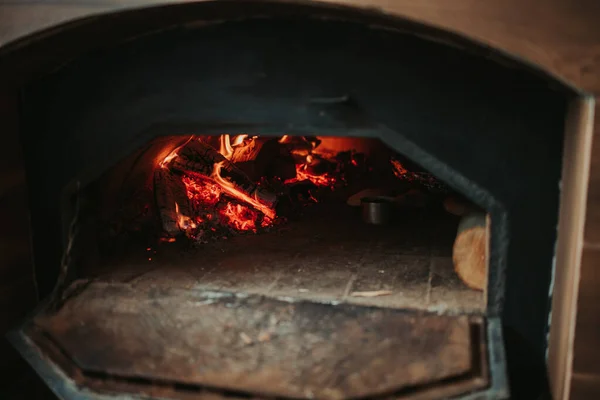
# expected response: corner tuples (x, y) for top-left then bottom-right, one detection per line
(11, 14), (567, 400)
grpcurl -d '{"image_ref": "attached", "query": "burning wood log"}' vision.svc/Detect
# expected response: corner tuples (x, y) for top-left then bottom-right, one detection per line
(170, 140), (277, 208)
(229, 136), (263, 164)
(178, 139), (222, 166)
(154, 168), (192, 235)
(257, 140), (296, 181)
(231, 138), (296, 181)
(170, 158), (212, 176)
(452, 210), (489, 291)
(154, 137), (279, 241)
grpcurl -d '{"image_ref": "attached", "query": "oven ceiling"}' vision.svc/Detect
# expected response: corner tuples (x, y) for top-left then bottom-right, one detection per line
(0, 0), (598, 89)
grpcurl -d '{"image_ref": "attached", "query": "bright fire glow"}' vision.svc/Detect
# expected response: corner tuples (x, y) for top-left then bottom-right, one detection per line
(291, 164), (336, 187)
(182, 174), (221, 206)
(231, 134), (248, 147)
(220, 203), (261, 231)
(211, 161), (275, 220)
(181, 170), (274, 233)
(391, 159), (408, 176)
(159, 133), (352, 239)
(219, 134), (250, 160)
(159, 134), (277, 235)
(219, 134), (234, 159)
(160, 151), (179, 169)
(285, 154), (336, 188)
(159, 136), (194, 168)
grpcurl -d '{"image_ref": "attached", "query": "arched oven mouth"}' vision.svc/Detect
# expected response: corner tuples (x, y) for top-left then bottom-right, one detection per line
(62, 133), (489, 311)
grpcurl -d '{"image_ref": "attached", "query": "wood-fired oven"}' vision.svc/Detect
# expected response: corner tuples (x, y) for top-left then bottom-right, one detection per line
(0, 2), (597, 400)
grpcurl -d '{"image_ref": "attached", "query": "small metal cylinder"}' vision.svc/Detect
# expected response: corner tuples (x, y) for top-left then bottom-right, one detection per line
(361, 196), (394, 225)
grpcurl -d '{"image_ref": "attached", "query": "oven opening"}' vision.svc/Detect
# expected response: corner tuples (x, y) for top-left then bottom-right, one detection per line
(76, 134), (487, 312)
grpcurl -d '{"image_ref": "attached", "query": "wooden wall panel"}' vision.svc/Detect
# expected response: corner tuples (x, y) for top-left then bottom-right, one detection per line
(573, 98), (600, 396)
(572, 248), (600, 373)
(549, 98), (595, 400)
(584, 104), (600, 245)
(571, 246), (600, 399)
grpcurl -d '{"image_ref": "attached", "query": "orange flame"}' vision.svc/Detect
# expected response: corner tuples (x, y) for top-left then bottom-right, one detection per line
(211, 161), (275, 220)
(231, 134), (248, 147)
(164, 134), (279, 236)
(285, 154), (336, 188)
(292, 164), (336, 187)
(219, 134), (234, 159)
(159, 136), (194, 168)
(391, 159), (410, 179)
(160, 151), (179, 169)
(219, 134), (250, 159)
(175, 202), (197, 231)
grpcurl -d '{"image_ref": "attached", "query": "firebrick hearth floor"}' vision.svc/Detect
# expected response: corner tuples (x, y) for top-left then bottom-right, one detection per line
(30, 283), (487, 400)
(89, 204), (485, 313)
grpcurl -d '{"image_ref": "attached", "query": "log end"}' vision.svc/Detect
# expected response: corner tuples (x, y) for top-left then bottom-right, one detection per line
(452, 216), (488, 291)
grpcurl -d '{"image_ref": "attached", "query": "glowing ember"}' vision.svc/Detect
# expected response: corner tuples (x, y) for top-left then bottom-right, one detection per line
(219, 203), (261, 231)
(182, 174), (221, 206)
(161, 133), (278, 236)
(157, 133), (362, 241)
(292, 164), (336, 187)
(179, 163), (275, 234)
(285, 154), (337, 188)
(391, 159), (411, 179)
